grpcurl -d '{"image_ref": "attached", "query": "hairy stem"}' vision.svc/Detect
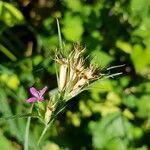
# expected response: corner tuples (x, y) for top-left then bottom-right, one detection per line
(37, 125), (49, 146)
(24, 103), (34, 150)
(37, 96), (66, 147)
(36, 107), (64, 147)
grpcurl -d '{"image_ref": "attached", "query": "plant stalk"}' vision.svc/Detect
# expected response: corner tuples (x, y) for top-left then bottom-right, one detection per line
(24, 103), (34, 150)
(37, 125), (49, 146)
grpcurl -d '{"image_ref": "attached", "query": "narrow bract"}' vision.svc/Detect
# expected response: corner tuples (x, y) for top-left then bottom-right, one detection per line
(56, 43), (101, 100)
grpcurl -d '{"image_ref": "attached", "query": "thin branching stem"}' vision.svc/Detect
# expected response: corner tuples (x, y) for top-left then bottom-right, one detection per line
(24, 103), (34, 150)
(37, 124), (49, 146)
(37, 103), (66, 147)
(36, 117), (55, 147)
(56, 18), (63, 52)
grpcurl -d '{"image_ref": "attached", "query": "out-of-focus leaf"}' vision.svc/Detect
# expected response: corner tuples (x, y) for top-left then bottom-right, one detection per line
(119, 76), (130, 87)
(89, 79), (114, 95)
(33, 55), (43, 66)
(136, 95), (150, 118)
(91, 49), (113, 67)
(116, 40), (132, 54)
(0, 89), (22, 141)
(0, 44), (17, 61)
(133, 18), (150, 40)
(130, 44), (150, 74)
(132, 126), (143, 139)
(79, 100), (92, 117)
(62, 13), (84, 41)
(130, 0), (150, 25)
(133, 145), (148, 150)
(66, 111), (81, 127)
(0, 130), (17, 150)
(143, 82), (150, 92)
(0, 1), (24, 26)
(107, 139), (127, 150)
(106, 92), (121, 106)
(123, 95), (137, 109)
(89, 112), (133, 149)
(0, 73), (20, 90)
(123, 109), (134, 120)
(63, 0), (82, 12)
(7, 74), (20, 90)
(43, 142), (60, 150)
(0, 113), (37, 121)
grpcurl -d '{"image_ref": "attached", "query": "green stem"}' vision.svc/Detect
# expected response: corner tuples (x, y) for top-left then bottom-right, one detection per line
(37, 118), (55, 147)
(24, 103), (34, 150)
(36, 95), (66, 147)
(37, 125), (49, 146)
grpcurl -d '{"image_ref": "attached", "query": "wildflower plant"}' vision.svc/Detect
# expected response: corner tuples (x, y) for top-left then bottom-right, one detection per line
(22, 19), (123, 150)
(33, 42), (104, 147)
(2, 19), (122, 150)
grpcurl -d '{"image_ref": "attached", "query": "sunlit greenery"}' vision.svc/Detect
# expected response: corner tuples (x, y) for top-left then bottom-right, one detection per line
(0, 0), (150, 149)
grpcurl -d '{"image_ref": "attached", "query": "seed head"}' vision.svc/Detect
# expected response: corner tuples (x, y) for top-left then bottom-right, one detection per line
(56, 43), (102, 100)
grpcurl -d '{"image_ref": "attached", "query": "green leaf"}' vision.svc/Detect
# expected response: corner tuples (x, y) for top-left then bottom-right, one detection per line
(91, 49), (113, 67)
(123, 95), (137, 109)
(136, 95), (150, 118)
(116, 40), (132, 54)
(62, 13), (84, 41)
(0, 1), (24, 26)
(107, 138), (127, 150)
(130, 0), (149, 20)
(63, 0), (82, 12)
(43, 142), (60, 150)
(0, 89), (22, 140)
(0, 44), (17, 61)
(131, 44), (150, 73)
(0, 113), (37, 121)
(133, 145), (148, 150)
(0, 130), (16, 150)
(89, 113), (133, 149)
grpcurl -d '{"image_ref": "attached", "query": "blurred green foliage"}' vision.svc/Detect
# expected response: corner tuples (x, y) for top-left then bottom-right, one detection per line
(0, 0), (150, 149)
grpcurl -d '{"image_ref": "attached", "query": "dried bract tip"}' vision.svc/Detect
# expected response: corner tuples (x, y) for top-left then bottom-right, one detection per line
(44, 100), (54, 124)
(74, 43), (85, 59)
(56, 43), (102, 100)
(58, 61), (68, 91)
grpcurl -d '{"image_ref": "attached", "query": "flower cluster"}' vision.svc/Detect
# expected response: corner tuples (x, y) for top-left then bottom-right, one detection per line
(56, 43), (101, 100)
(26, 43), (103, 124)
(24, 41), (122, 148)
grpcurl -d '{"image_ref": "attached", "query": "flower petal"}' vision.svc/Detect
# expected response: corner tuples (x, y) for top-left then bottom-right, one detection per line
(26, 97), (37, 103)
(38, 97), (44, 101)
(39, 86), (48, 97)
(30, 87), (39, 97)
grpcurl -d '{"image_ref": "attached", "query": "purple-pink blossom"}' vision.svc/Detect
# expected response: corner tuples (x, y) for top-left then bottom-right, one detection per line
(26, 86), (48, 103)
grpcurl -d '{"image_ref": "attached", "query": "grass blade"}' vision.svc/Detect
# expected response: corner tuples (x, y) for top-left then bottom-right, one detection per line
(56, 18), (63, 52)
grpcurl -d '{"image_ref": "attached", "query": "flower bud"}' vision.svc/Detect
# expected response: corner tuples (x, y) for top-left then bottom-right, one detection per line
(44, 104), (53, 125)
(59, 63), (68, 91)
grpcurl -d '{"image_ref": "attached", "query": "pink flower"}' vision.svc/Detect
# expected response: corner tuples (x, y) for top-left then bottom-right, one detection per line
(26, 86), (48, 103)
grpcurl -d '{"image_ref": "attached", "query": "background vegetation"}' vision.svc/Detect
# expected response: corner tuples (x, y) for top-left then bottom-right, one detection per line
(0, 0), (150, 149)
